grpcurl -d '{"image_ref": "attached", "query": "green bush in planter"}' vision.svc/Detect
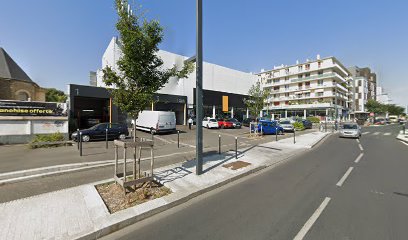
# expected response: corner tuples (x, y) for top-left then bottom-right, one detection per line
(293, 121), (305, 131)
(29, 132), (65, 149)
(306, 116), (320, 123)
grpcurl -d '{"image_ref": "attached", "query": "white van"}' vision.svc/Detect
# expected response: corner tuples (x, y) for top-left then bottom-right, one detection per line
(135, 111), (176, 134)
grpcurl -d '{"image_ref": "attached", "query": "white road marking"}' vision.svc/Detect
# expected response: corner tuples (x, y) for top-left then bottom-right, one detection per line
(354, 153), (364, 163)
(356, 139), (360, 143)
(399, 141), (408, 146)
(293, 197), (331, 240)
(362, 132), (370, 135)
(153, 135), (174, 144)
(373, 132), (380, 135)
(384, 132), (391, 136)
(336, 167), (354, 187)
(358, 144), (364, 151)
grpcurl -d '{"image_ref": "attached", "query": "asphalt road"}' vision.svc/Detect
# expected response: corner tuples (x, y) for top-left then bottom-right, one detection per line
(101, 124), (408, 240)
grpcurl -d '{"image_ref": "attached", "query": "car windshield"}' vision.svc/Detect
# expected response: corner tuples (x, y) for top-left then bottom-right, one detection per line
(89, 123), (105, 130)
(209, 119), (217, 122)
(343, 124), (358, 129)
(280, 121), (291, 124)
(229, 118), (238, 122)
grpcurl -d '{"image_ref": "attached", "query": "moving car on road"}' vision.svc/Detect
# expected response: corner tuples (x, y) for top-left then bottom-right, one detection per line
(339, 122), (361, 138)
(279, 119), (295, 132)
(71, 123), (128, 142)
(218, 118), (234, 129)
(202, 117), (219, 129)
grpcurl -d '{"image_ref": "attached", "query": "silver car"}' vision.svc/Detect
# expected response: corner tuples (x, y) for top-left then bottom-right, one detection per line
(339, 122), (361, 138)
(279, 120), (294, 132)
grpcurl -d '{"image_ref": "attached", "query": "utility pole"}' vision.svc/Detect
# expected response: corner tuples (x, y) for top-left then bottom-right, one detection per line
(195, 0), (203, 175)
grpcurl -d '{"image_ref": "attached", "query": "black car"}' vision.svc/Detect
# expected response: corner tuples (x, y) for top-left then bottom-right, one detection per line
(300, 119), (313, 129)
(242, 118), (256, 127)
(229, 118), (242, 128)
(71, 123), (129, 142)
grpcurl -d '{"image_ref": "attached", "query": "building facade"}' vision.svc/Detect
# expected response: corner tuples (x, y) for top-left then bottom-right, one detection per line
(90, 37), (257, 126)
(348, 66), (377, 101)
(376, 86), (390, 104)
(257, 56), (351, 121)
(0, 48), (46, 101)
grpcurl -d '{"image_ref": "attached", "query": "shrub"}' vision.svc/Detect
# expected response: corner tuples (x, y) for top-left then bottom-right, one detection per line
(293, 121), (305, 131)
(306, 116), (320, 123)
(29, 132), (65, 149)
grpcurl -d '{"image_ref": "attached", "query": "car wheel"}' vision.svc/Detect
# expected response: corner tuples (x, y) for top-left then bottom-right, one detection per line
(82, 135), (90, 142)
(150, 128), (156, 135)
(118, 134), (126, 140)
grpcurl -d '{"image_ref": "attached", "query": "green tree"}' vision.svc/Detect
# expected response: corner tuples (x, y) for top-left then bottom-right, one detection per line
(45, 88), (67, 103)
(365, 99), (386, 114)
(103, 0), (193, 135)
(244, 81), (270, 119)
(385, 104), (405, 116)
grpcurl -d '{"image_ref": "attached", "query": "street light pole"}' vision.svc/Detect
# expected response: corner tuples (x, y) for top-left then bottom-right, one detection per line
(195, 0), (203, 175)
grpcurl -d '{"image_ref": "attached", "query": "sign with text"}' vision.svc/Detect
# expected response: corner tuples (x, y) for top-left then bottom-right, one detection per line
(0, 100), (67, 116)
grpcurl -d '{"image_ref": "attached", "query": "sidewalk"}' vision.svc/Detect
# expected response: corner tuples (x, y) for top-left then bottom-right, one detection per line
(0, 131), (329, 240)
(396, 130), (408, 143)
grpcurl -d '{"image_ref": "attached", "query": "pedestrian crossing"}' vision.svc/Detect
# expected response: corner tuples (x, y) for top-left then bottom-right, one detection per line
(362, 131), (393, 136)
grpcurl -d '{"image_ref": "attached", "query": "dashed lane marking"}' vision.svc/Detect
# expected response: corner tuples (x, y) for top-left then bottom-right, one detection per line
(293, 197), (331, 240)
(384, 132), (391, 136)
(399, 141), (408, 146)
(362, 132), (370, 135)
(358, 144), (364, 151)
(336, 167), (354, 187)
(373, 132), (380, 135)
(354, 153), (364, 163)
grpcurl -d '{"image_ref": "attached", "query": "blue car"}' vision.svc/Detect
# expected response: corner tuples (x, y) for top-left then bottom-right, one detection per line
(251, 120), (284, 135)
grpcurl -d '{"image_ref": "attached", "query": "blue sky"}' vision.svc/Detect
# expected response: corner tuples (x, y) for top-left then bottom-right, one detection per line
(0, 0), (407, 107)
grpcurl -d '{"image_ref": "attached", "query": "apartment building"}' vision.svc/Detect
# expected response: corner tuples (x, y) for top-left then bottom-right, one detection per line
(353, 77), (369, 119)
(257, 56), (351, 121)
(348, 66), (377, 101)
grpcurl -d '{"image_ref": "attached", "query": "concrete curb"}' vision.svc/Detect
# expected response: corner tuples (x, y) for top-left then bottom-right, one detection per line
(75, 133), (330, 240)
(396, 134), (408, 144)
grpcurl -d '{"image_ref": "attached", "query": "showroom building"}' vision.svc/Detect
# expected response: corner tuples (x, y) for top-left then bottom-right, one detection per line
(68, 37), (257, 131)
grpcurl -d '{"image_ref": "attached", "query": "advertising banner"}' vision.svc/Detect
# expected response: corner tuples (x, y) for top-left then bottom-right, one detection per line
(0, 100), (67, 116)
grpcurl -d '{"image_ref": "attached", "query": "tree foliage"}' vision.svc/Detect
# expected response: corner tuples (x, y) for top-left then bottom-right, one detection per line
(103, 0), (194, 119)
(244, 82), (270, 118)
(45, 88), (67, 103)
(365, 99), (405, 116)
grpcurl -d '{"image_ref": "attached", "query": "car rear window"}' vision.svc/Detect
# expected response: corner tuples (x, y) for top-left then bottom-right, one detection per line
(280, 121), (290, 124)
(343, 124), (358, 129)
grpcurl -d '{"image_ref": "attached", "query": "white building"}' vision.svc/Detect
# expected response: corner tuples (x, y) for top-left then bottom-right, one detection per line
(352, 76), (369, 119)
(376, 86), (390, 104)
(257, 56), (351, 121)
(94, 37), (257, 124)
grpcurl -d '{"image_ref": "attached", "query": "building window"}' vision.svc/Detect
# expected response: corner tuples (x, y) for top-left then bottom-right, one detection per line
(284, 76), (289, 81)
(305, 64), (310, 70)
(285, 93), (289, 97)
(318, 70), (323, 75)
(16, 91), (30, 101)
(274, 102), (280, 106)
(317, 92), (323, 97)
(298, 65), (303, 71)
(273, 79), (280, 83)
(305, 73), (310, 77)
(285, 68), (289, 74)
(285, 85), (289, 90)
(305, 92), (311, 97)
(318, 61), (322, 68)
(273, 86), (279, 91)
(317, 79), (323, 86)
(298, 74), (303, 79)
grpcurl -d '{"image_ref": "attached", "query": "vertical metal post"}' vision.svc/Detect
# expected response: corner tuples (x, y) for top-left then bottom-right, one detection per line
(218, 135), (221, 154)
(77, 128), (79, 150)
(235, 137), (238, 159)
(105, 128), (108, 149)
(177, 130), (180, 148)
(293, 130), (296, 144)
(150, 145), (154, 185)
(325, 118), (327, 132)
(114, 145), (118, 177)
(195, 0), (203, 175)
(123, 146), (127, 182)
(79, 132), (82, 156)
(275, 127), (278, 141)
(260, 124), (263, 135)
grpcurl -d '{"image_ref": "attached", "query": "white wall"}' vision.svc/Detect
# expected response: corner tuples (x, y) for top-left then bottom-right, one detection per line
(96, 37), (257, 106)
(0, 118), (68, 136)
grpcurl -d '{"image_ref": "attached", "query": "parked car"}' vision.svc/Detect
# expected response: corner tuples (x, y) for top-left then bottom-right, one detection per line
(242, 118), (255, 127)
(298, 119), (312, 129)
(71, 123), (128, 142)
(229, 118), (242, 128)
(398, 118), (407, 125)
(135, 111), (176, 134)
(279, 119), (295, 132)
(218, 118), (234, 129)
(339, 122), (361, 138)
(252, 120), (284, 135)
(374, 118), (386, 125)
(202, 117), (219, 129)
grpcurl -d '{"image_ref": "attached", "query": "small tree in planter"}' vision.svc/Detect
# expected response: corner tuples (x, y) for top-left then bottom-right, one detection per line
(244, 82), (270, 121)
(103, 0), (193, 137)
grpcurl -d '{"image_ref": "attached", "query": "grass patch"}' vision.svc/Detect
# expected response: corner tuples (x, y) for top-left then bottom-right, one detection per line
(95, 181), (172, 214)
(28, 132), (66, 149)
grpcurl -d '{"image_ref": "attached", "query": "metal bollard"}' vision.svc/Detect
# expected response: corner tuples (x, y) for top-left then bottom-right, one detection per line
(177, 130), (180, 148)
(275, 127), (278, 141)
(403, 125), (406, 135)
(260, 125), (263, 135)
(105, 128), (108, 149)
(293, 129), (296, 144)
(79, 131), (83, 156)
(218, 135), (221, 154)
(77, 128), (79, 150)
(235, 137), (238, 159)
(325, 120), (327, 132)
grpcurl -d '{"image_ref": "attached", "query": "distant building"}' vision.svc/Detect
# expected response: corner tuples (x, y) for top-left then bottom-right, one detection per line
(257, 55), (351, 121)
(89, 71), (97, 86)
(0, 47), (46, 101)
(348, 66), (377, 101)
(376, 86), (390, 104)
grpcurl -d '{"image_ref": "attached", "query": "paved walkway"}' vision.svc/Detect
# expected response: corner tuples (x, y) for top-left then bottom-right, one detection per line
(0, 131), (329, 240)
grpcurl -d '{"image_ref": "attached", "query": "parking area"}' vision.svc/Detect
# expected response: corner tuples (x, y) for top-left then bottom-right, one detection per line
(0, 125), (318, 174)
